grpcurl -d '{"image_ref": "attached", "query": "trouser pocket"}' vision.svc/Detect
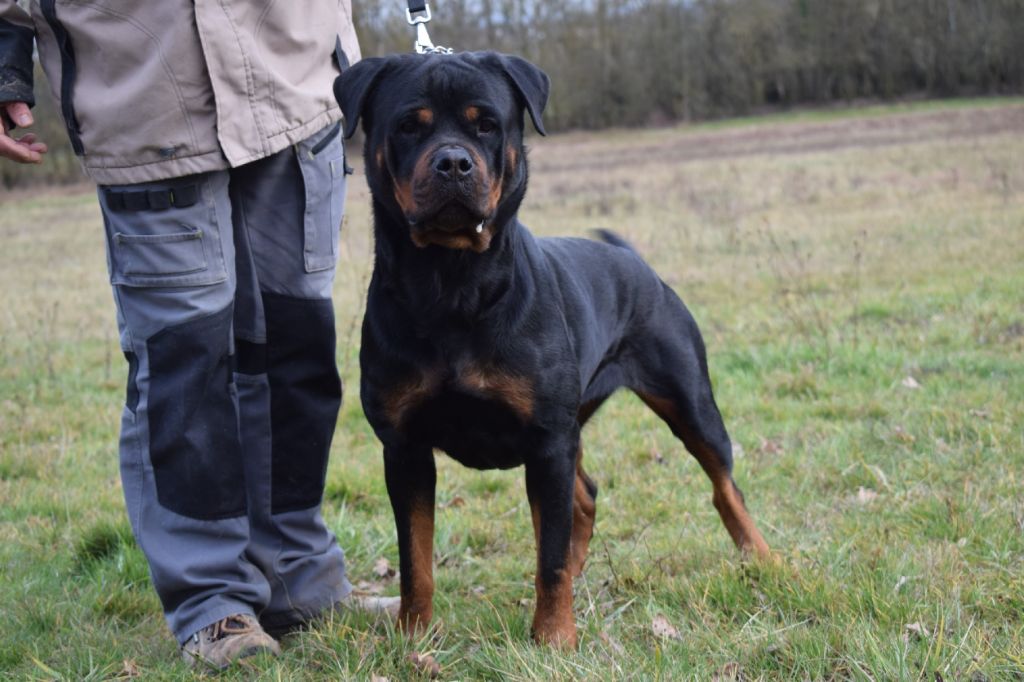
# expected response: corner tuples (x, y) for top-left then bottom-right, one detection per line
(100, 177), (228, 288)
(296, 122), (346, 273)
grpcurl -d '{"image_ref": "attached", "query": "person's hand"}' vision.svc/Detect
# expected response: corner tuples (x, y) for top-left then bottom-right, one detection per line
(1, 102), (48, 164)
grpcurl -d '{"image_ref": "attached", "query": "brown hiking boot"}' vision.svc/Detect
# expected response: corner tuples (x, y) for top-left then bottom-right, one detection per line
(181, 613), (281, 670)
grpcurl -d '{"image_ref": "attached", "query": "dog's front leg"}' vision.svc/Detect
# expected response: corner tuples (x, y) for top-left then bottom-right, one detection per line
(525, 438), (578, 649)
(384, 444), (436, 636)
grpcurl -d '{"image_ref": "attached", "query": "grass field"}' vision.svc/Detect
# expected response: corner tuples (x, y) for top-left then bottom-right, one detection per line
(1, 100), (1023, 680)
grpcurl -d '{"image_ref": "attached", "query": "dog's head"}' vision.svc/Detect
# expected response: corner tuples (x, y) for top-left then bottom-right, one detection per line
(335, 52), (549, 253)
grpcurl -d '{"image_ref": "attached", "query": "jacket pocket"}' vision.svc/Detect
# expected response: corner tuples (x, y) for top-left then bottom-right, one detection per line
(296, 123), (346, 273)
(102, 185), (228, 288)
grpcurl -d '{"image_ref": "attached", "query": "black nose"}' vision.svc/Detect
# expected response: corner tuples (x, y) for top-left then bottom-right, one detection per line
(432, 146), (474, 179)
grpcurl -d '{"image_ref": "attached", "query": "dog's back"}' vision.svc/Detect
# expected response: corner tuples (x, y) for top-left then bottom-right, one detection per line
(531, 230), (692, 395)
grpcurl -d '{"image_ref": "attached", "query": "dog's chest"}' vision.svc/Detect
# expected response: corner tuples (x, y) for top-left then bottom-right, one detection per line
(380, 363), (539, 469)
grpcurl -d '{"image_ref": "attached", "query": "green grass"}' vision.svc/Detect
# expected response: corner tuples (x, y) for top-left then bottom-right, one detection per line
(1, 100), (1023, 680)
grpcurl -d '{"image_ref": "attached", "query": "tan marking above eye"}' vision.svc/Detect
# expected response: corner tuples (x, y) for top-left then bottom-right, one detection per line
(417, 108), (434, 125)
(465, 106), (480, 122)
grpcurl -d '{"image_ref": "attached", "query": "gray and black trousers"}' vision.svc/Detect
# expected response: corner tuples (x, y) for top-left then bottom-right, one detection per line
(98, 124), (352, 644)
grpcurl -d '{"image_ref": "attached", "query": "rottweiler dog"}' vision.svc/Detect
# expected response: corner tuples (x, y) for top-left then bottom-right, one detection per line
(334, 52), (771, 649)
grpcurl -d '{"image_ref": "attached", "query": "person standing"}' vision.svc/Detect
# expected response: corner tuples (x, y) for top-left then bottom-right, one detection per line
(0, 0), (394, 669)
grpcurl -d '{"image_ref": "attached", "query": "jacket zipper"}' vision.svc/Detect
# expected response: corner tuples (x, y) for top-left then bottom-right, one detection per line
(40, 0), (84, 155)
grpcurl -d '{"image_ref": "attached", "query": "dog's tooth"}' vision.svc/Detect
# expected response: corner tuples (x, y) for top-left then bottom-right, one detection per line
(476, 223), (484, 233)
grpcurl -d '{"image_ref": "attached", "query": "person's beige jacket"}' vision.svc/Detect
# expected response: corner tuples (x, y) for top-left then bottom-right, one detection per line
(0, 0), (360, 184)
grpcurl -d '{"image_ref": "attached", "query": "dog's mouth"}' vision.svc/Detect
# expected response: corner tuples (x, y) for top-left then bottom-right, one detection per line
(412, 201), (487, 234)
(407, 200), (495, 252)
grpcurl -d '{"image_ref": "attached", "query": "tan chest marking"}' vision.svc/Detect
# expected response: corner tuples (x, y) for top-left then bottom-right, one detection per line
(382, 365), (535, 428)
(458, 365), (534, 421)
(382, 370), (444, 429)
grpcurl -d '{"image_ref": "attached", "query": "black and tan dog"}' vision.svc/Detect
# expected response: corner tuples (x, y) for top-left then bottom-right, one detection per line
(334, 52), (771, 649)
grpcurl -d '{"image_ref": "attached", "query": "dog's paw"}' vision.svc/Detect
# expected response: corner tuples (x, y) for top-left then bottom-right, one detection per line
(531, 620), (578, 650)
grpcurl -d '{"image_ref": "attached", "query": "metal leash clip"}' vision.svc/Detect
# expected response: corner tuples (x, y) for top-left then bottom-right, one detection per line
(406, 3), (454, 55)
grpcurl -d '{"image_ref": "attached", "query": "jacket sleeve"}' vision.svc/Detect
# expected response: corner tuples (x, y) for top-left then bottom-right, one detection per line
(0, 1), (35, 106)
(338, 0), (361, 65)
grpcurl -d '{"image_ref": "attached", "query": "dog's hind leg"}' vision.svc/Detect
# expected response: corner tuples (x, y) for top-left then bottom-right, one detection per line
(636, 388), (771, 558)
(568, 442), (597, 577)
(566, 392), (612, 577)
(630, 298), (771, 559)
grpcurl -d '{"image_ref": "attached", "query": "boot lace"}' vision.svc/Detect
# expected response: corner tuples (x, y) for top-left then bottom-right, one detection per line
(201, 615), (255, 642)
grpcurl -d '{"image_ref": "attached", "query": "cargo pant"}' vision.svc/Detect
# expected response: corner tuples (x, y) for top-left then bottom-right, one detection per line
(98, 123), (352, 644)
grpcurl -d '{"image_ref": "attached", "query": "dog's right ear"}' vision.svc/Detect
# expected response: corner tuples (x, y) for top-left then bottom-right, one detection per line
(334, 57), (390, 139)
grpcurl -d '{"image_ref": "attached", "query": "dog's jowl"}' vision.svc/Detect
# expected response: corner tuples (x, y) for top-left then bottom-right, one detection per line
(335, 52), (771, 649)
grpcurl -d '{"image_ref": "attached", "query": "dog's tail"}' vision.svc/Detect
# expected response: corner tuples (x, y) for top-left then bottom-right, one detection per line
(590, 228), (639, 254)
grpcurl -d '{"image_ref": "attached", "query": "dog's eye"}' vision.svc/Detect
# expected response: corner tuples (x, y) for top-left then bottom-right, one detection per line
(478, 118), (498, 135)
(398, 119), (419, 135)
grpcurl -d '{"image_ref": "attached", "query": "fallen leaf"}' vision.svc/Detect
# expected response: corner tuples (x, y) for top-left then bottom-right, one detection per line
(651, 614), (681, 640)
(409, 652), (440, 678)
(758, 438), (784, 456)
(444, 495), (466, 508)
(471, 585), (486, 596)
(856, 487), (879, 505)
(905, 622), (931, 639)
(374, 557), (396, 580)
(902, 376), (922, 389)
(892, 425), (916, 444)
(117, 659), (141, 679)
(968, 409), (990, 419)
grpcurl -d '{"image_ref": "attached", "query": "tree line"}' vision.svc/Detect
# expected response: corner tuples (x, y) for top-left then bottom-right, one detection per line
(5, 0), (1023, 188)
(357, 0), (1024, 129)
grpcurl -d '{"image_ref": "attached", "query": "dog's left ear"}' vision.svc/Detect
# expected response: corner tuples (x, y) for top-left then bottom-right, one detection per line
(493, 54), (550, 136)
(334, 57), (391, 139)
